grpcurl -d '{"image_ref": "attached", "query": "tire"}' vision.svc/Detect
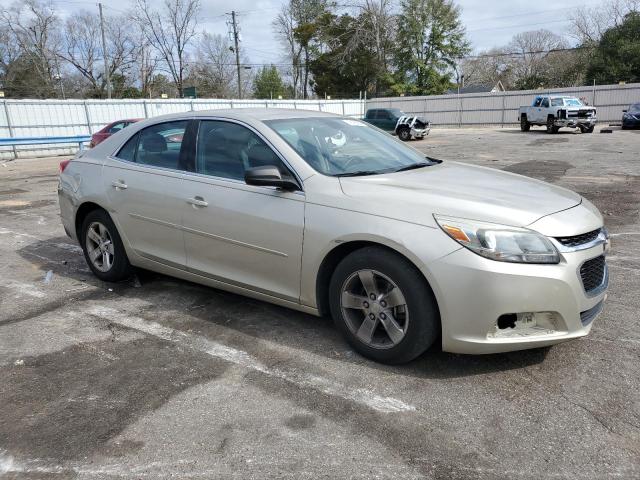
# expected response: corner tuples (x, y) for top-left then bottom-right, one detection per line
(581, 125), (594, 133)
(546, 116), (559, 134)
(80, 208), (132, 282)
(397, 126), (411, 141)
(328, 246), (439, 364)
(520, 115), (530, 132)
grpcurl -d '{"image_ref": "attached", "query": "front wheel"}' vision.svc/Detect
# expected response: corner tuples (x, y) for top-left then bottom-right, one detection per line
(397, 126), (411, 141)
(546, 116), (559, 134)
(329, 247), (439, 364)
(81, 209), (132, 282)
(580, 125), (595, 133)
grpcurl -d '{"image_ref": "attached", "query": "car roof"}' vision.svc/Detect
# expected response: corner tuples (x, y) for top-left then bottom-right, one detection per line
(193, 108), (338, 121)
(142, 108), (340, 124)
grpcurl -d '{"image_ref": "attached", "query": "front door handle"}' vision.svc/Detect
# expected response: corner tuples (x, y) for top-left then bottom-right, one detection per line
(111, 180), (128, 190)
(187, 196), (208, 208)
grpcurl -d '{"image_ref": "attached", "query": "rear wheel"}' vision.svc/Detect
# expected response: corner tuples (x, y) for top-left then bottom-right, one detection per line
(329, 247), (439, 364)
(520, 115), (530, 132)
(80, 209), (132, 282)
(546, 116), (559, 134)
(397, 126), (411, 141)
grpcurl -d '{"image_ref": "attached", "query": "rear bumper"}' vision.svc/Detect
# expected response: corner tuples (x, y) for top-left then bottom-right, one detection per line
(428, 241), (608, 354)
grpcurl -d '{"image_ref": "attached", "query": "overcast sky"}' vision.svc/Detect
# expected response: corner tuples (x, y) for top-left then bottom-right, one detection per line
(11, 0), (606, 64)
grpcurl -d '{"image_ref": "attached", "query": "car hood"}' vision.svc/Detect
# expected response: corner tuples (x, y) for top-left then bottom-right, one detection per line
(338, 161), (582, 228)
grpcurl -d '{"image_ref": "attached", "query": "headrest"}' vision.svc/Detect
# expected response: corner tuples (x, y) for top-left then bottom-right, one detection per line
(141, 133), (167, 153)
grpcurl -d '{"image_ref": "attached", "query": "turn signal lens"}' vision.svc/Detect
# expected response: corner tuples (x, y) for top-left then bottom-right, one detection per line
(441, 224), (470, 242)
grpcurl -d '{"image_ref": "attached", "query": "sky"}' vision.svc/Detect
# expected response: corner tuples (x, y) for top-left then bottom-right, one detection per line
(4, 0), (607, 64)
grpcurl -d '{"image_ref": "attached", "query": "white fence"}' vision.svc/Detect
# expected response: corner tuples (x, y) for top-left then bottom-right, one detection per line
(366, 82), (640, 127)
(2, 83), (638, 159)
(0, 98), (366, 159)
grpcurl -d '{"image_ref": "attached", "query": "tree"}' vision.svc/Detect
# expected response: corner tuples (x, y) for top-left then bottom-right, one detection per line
(507, 29), (571, 89)
(253, 65), (286, 99)
(0, 0), (61, 97)
(273, 0), (328, 99)
(586, 12), (640, 84)
(394, 0), (470, 95)
(60, 11), (137, 98)
(309, 12), (379, 97)
(133, 0), (200, 97)
(571, 0), (639, 45)
(187, 33), (236, 98)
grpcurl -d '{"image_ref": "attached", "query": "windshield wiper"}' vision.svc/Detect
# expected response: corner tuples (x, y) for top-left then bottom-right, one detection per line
(392, 162), (433, 173)
(335, 170), (383, 177)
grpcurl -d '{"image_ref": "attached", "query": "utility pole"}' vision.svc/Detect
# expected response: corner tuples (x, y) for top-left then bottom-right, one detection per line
(98, 3), (111, 99)
(229, 11), (242, 99)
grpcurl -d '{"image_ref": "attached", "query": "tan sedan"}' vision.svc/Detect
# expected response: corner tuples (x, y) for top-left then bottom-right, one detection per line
(58, 109), (609, 364)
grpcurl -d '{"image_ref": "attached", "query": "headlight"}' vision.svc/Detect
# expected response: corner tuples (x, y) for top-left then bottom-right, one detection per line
(434, 215), (560, 264)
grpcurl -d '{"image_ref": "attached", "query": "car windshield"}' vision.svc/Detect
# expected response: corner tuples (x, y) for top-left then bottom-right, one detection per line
(630, 104), (640, 112)
(563, 98), (583, 107)
(265, 117), (438, 177)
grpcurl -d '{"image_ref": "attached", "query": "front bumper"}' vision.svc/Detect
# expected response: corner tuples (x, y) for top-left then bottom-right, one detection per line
(411, 126), (430, 138)
(555, 117), (597, 128)
(428, 241), (608, 354)
(622, 116), (640, 128)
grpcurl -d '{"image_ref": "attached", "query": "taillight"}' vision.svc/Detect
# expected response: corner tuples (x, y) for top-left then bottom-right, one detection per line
(59, 159), (71, 173)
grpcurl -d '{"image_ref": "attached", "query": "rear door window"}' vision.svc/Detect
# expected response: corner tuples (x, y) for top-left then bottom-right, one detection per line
(114, 120), (191, 171)
(135, 121), (188, 170)
(541, 98), (549, 108)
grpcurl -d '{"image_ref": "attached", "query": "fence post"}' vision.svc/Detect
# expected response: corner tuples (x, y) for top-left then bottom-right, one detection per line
(3, 100), (17, 159)
(190, 100), (195, 111)
(501, 92), (506, 128)
(230, 100), (234, 109)
(342, 101), (345, 116)
(265, 100), (269, 109)
(143, 100), (149, 118)
(83, 100), (92, 134)
(293, 101), (297, 109)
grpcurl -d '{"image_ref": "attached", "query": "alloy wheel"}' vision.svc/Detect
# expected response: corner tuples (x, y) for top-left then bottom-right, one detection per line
(340, 269), (409, 349)
(86, 221), (115, 272)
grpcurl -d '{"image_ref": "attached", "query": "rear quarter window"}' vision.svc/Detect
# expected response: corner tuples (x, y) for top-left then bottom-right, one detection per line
(115, 133), (139, 161)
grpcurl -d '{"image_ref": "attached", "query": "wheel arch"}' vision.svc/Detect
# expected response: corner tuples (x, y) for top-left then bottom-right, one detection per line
(315, 239), (441, 322)
(75, 201), (108, 239)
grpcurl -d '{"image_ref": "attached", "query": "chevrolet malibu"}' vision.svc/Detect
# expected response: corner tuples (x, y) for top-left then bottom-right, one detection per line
(58, 109), (609, 364)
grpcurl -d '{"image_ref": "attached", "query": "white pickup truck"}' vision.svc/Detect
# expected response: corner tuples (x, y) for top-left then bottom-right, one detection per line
(519, 95), (597, 134)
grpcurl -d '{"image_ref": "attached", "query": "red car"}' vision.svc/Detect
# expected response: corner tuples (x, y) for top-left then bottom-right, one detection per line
(90, 119), (142, 147)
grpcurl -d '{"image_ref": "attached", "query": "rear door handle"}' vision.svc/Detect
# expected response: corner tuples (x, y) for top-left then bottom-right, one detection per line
(111, 180), (128, 190)
(187, 196), (208, 208)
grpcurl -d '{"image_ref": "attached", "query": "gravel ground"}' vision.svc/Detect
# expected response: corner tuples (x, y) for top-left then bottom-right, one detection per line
(1, 126), (639, 479)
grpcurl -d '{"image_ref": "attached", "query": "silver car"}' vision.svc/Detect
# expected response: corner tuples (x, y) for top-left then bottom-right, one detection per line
(58, 109), (609, 364)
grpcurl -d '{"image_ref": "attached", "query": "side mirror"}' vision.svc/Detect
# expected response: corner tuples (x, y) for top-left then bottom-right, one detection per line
(244, 166), (299, 191)
(622, 109), (628, 113)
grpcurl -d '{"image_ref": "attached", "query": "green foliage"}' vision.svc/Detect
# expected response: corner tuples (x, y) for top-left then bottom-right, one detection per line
(308, 12), (380, 98)
(586, 12), (640, 85)
(253, 65), (286, 99)
(394, 0), (470, 95)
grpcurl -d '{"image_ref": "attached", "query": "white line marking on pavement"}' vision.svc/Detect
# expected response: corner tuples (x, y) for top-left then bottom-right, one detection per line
(88, 306), (416, 414)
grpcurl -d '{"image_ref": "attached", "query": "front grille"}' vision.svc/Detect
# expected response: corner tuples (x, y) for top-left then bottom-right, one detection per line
(556, 229), (601, 248)
(580, 256), (606, 293)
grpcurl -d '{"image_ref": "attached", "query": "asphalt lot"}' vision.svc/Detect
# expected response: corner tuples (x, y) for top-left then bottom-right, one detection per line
(1, 126), (639, 479)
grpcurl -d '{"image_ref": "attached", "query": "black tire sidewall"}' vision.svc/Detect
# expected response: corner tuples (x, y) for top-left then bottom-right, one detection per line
(520, 116), (530, 131)
(398, 127), (410, 141)
(328, 247), (439, 364)
(81, 209), (131, 282)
